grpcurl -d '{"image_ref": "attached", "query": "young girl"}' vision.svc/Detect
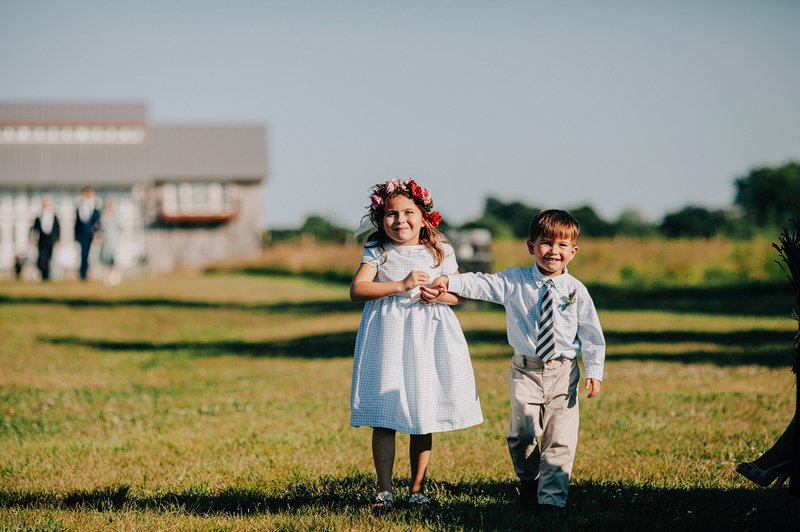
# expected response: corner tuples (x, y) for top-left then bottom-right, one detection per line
(350, 178), (483, 510)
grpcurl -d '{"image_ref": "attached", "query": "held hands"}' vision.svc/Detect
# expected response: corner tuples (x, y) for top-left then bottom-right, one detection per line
(419, 285), (441, 304)
(584, 378), (601, 398)
(402, 270), (430, 292)
(430, 275), (449, 293)
(419, 275), (451, 304)
(351, 267), (433, 302)
(395, 271), (443, 304)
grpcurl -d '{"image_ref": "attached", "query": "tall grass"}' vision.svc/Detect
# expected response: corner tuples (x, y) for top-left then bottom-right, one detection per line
(209, 235), (363, 284)
(222, 236), (784, 287)
(491, 236), (783, 286)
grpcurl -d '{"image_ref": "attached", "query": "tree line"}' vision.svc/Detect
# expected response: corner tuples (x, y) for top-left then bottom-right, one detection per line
(268, 161), (800, 243)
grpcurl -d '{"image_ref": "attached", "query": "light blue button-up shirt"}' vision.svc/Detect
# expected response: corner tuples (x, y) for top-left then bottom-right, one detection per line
(447, 265), (606, 381)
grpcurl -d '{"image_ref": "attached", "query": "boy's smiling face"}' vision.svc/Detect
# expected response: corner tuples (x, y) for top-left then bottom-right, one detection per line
(528, 235), (578, 278)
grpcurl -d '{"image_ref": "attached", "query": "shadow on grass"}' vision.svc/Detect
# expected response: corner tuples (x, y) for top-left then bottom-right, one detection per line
(1, 475), (797, 529)
(459, 281), (794, 317)
(587, 281), (793, 316)
(40, 331), (358, 359)
(2, 280), (795, 316)
(465, 329), (795, 367)
(467, 329), (795, 347)
(0, 295), (358, 314)
(208, 266), (353, 285)
(41, 326), (795, 367)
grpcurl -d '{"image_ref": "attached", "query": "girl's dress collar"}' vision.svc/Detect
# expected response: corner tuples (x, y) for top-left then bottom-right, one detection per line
(388, 242), (426, 254)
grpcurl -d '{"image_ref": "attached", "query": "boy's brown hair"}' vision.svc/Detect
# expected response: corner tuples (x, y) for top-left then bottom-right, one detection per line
(528, 209), (581, 244)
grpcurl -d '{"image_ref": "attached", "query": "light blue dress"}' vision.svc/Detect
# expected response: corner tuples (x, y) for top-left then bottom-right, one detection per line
(350, 242), (483, 434)
(99, 213), (121, 266)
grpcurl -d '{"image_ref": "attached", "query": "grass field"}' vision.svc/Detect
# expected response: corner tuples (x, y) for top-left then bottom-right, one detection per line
(1, 271), (799, 530)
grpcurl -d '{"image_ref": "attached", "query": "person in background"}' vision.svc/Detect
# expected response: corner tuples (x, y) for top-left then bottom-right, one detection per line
(736, 415), (794, 489)
(30, 195), (60, 281)
(99, 198), (122, 286)
(13, 254), (25, 280)
(74, 187), (101, 281)
(735, 330), (797, 490)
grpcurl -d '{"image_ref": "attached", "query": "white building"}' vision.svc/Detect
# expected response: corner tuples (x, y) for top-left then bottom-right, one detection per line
(0, 102), (267, 278)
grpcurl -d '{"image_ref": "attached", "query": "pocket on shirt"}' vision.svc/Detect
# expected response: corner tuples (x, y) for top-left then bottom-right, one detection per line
(555, 300), (578, 325)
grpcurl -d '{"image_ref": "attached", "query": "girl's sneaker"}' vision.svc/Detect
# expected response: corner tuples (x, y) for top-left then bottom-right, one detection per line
(371, 490), (394, 511)
(408, 492), (430, 507)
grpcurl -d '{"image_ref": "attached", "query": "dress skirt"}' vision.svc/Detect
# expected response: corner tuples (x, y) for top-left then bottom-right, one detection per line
(350, 295), (483, 434)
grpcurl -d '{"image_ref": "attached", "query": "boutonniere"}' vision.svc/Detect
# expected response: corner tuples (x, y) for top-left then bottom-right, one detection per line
(562, 290), (577, 310)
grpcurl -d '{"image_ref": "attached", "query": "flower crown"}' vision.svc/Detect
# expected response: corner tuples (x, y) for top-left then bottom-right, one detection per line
(369, 178), (442, 228)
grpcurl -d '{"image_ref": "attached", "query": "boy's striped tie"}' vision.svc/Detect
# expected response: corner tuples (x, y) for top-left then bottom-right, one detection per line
(536, 280), (556, 361)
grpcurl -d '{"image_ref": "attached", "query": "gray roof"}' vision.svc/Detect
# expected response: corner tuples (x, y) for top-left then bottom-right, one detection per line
(149, 125), (267, 181)
(0, 101), (147, 126)
(0, 102), (267, 187)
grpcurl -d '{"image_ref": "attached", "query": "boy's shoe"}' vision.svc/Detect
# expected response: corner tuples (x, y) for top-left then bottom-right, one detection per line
(517, 479), (538, 510)
(371, 490), (394, 511)
(408, 492), (430, 507)
(537, 503), (565, 518)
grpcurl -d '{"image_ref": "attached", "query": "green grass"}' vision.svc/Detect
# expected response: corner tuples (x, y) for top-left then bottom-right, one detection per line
(1, 273), (798, 530)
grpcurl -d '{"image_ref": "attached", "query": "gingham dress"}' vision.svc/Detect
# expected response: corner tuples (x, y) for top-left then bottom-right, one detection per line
(350, 242), (483, 434)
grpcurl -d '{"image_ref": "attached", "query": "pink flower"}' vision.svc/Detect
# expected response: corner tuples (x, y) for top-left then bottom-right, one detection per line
(371, 178), (436, 213)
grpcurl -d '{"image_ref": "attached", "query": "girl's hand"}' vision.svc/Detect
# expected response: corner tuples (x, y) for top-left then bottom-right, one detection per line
(419, 285), (441, 304)
(402, 270), (430, 291)
(430, 276), (449, 293)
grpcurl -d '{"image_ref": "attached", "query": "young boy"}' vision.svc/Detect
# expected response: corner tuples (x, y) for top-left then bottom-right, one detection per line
(426, 209), (605, 515)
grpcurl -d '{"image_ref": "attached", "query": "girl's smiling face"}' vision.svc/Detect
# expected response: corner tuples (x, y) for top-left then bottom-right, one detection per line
(383, 194), (423, 246)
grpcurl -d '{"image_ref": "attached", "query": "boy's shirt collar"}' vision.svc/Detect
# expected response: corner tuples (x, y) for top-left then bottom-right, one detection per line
(531, 263), (570, 288)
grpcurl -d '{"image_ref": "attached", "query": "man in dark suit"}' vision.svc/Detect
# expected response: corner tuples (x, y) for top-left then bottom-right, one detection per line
(30, 195), (61, 281)
(74, 187), (101, 281)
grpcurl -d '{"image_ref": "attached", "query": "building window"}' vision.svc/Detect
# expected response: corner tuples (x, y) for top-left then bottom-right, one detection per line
(0, 125), (146, 144)
(157, 182), (238, 223)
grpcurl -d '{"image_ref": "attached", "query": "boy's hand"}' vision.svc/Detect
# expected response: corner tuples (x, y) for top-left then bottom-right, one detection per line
(419, 285), (441, 304)
(430, 275), (449, 293)
(584, 378), (601, 398)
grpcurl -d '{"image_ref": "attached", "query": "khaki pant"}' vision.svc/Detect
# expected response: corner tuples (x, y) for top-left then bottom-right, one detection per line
(507, 354), (580, 507)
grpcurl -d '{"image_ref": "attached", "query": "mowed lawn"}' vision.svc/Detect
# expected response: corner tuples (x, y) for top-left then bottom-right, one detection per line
(1, 273), (798, 530)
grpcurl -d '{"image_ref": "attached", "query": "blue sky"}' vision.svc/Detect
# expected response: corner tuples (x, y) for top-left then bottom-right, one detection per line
(1, 0), (799, 229)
